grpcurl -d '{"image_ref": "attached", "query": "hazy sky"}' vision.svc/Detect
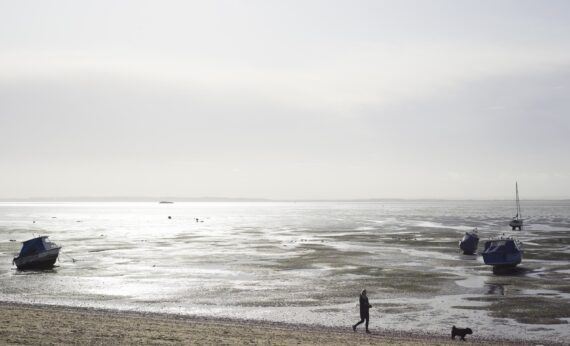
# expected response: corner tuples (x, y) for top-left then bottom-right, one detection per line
(1, 0), (569, 199)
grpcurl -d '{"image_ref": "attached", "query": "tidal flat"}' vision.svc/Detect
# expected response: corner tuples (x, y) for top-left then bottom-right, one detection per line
(1, 200), (569, 343)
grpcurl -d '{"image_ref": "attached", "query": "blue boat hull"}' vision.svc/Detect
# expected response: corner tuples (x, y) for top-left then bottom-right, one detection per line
(14, 248), (60, 270)
(482, 251), (522, 267)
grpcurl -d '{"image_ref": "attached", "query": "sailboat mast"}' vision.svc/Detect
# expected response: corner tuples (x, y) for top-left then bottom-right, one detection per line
(515, 182), (521, 219)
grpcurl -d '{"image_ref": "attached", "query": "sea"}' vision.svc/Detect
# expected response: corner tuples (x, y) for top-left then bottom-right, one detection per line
(0, 201), (569, 342)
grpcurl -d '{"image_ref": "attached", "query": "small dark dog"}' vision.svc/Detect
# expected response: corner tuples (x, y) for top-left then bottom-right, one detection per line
(451, 325), (472, 341)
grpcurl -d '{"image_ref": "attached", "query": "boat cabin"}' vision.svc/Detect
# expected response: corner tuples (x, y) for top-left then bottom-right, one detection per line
(19, 236), (58, 256)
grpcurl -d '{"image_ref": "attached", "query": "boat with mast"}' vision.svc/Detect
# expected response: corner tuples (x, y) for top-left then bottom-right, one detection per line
(509, 182), (523, 230)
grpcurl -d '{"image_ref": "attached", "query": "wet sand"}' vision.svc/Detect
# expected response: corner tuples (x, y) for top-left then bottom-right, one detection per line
(0, 302), (534, 345)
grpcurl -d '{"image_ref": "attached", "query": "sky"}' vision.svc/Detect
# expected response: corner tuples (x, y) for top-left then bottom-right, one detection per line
(1, 0), (569, 200)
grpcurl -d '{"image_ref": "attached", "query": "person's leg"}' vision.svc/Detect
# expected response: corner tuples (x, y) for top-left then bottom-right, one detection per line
(365, 315), (370, 332)
(353, 318), (364, 331)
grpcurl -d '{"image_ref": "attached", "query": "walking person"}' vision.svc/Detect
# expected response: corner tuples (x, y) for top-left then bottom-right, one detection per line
(353, 289), (372, 333)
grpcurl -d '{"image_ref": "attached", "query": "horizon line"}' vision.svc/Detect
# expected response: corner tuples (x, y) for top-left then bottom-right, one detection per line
(1, 196), (569, 202)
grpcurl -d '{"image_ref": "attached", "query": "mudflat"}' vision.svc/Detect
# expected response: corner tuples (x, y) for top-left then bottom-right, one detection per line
(2, 201), (570, 342)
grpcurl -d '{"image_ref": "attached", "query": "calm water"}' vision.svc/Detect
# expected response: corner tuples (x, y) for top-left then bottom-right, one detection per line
(1, 201), (569, 342)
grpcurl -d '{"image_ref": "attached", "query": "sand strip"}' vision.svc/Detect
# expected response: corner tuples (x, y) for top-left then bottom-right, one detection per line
(0, 302), (537, 345)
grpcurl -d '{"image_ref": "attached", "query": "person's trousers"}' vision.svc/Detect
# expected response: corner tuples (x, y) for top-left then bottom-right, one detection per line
(354, 313), (369, 330)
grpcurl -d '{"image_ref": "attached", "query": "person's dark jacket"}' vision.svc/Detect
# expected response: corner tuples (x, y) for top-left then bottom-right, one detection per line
(359, 294), (371, 317)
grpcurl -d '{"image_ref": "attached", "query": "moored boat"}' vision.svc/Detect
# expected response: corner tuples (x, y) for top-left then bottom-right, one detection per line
(13, 236), (61, 270)
(509, 182), (523, 230)
(459, 229), (479, 255)
(481, 237), (523, 269)
(509, 218), (523, 231)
